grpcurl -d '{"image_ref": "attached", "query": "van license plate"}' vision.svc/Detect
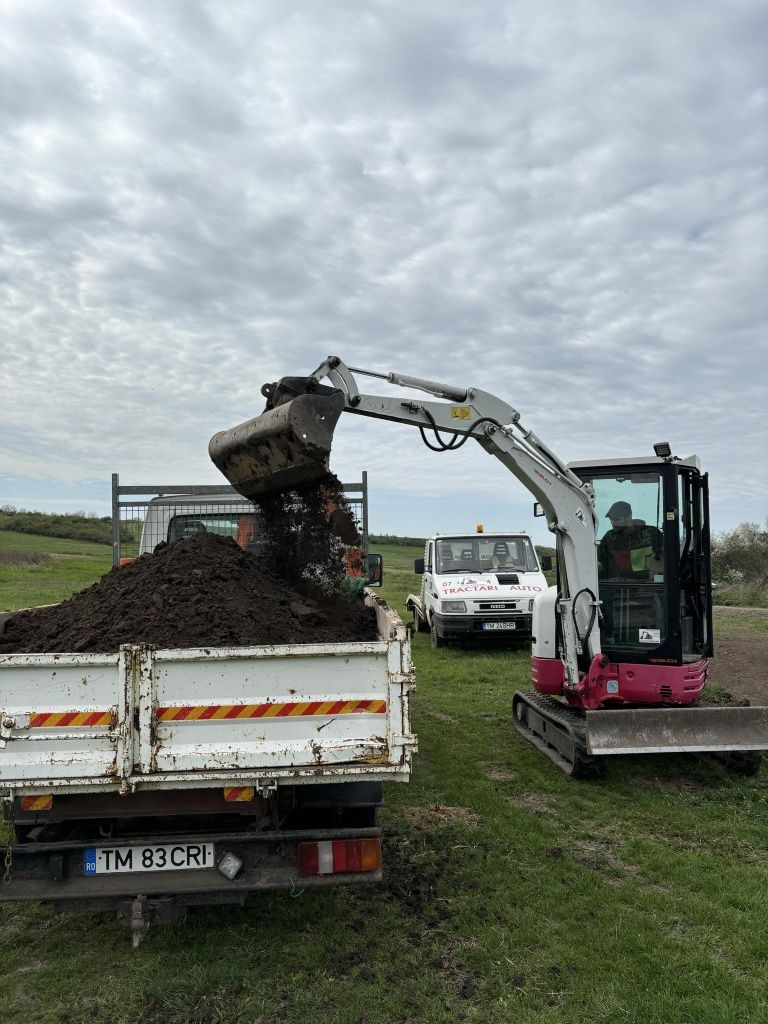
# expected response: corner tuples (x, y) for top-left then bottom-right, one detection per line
(84, 843), (215, 875)
(483, 622), (516, 630)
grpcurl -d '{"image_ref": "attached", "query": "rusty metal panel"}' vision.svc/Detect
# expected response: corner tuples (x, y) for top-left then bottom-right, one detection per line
(0, 594), (416, 795)
(150, 644), (394, 773)
(0, 652), (127, 786)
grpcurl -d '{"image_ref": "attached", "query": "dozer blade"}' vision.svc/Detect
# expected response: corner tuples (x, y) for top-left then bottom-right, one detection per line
(585, 705), (768, 756)
(208, 387), (346, 499)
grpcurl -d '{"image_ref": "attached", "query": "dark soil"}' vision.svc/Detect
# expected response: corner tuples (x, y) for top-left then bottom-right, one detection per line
(708, 607), (768, 705)
(0, 533), (377, 654)
(254, 473), (363, 597)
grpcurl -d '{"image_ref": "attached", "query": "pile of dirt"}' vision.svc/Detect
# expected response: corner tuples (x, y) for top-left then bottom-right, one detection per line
(0, 533), (378, 654)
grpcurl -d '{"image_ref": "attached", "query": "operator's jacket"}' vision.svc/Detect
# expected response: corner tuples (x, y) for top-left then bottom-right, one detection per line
(597, 524), (663, 580)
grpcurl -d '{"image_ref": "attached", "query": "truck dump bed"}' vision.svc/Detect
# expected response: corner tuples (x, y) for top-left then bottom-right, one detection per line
(0, 593), (415, 798)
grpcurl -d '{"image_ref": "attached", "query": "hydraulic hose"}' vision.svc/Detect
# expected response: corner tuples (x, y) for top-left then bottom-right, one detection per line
(571, 587), (598, 651)
(418, 407), (504, 451)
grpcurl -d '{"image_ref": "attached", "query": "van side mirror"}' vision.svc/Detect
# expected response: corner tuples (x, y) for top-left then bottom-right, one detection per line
(414, 558), (425, 575)
(366, 553), (383, 587)
(533, 502), (545, 518)
(541, 555), (553, 571)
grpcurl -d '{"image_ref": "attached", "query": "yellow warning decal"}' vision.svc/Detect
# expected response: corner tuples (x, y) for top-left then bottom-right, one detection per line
(450, 406), (472, 420)
(224, 787), (255, 802)
(21, 795), (53, 811)
(157, 700), (387, 722)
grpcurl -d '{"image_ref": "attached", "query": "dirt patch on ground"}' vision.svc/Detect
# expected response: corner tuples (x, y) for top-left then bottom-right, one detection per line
(512, 792), (558, 814)
(572, 837), (639, 886)
(404, 805), (479, 829)
(481, 764), (517, 782)
(0, 533), (377, 654)
(628, 773), (712, 793)
(422, 706), (458, 724)
(708, 609), (768, 705)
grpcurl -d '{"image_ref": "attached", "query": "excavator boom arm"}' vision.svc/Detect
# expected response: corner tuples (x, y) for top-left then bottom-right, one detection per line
(212, 356), (602, 687)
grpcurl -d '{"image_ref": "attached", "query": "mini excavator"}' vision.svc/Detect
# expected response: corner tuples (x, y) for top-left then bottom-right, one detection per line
(208, 358), (768, 778)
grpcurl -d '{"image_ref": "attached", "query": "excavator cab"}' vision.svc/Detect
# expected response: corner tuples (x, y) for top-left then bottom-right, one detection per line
(569, 455), (713, 670)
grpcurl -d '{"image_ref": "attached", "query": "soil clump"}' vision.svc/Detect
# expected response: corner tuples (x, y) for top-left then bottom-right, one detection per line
(0, 532), (377, 654)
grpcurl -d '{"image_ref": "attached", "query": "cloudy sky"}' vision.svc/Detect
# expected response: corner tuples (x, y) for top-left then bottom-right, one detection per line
(1, 0), (766, 542)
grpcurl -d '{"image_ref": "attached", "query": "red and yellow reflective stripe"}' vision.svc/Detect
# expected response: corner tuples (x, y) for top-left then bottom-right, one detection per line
(20, 795), (53, 811)
(157, 699), (387, 722)
(29, 711), (115, 728)
(223, 787), (255, 802)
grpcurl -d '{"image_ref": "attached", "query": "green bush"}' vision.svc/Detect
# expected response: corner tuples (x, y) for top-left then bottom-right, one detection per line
(0, 509), (112, 545)
(711, 521), (768, 607)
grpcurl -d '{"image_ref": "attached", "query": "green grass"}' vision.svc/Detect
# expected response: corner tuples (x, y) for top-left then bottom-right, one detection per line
(1, 541), (767, 1023)
(0, 530), (112, 611)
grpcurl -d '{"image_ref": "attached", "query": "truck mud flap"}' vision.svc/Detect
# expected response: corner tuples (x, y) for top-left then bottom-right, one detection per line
(585, 705), (768, 756)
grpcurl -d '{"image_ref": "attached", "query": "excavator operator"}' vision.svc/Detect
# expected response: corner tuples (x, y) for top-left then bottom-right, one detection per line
(597, 501), (664, 581)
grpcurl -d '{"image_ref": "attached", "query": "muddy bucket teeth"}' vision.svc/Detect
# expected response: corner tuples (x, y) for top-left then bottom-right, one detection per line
(209, 390), (346, 499)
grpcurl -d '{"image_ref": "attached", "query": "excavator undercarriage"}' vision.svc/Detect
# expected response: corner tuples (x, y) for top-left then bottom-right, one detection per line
(512, 691), (764, 778)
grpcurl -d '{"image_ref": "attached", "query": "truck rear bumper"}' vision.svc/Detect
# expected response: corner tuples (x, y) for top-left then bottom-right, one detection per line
(0, 825), (382, 904)
(433, 613), (531, 639)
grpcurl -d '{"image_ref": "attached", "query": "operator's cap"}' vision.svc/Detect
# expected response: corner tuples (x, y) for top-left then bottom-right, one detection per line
(606, 501), (632, 519)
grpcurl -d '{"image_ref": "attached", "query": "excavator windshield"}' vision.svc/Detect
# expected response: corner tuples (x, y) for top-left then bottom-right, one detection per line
(569, 465), (668, 656)
(571, 458), (713, 665)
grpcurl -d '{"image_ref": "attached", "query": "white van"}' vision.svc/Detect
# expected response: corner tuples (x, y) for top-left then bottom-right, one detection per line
(406, 532), (550, 647)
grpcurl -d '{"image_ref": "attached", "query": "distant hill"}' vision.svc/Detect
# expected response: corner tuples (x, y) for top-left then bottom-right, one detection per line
(0, 512), (557, 563)
(0, 507), (112, 545)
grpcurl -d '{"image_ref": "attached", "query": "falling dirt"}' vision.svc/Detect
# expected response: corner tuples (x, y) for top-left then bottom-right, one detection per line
(252, 473), (363, 599)
(0, 532), (377, 654)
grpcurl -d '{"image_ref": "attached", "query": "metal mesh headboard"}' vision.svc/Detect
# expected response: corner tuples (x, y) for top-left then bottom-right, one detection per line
(111, 474), (368, 567)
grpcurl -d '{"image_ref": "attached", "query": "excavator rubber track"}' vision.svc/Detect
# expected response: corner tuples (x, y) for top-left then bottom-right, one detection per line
(512, 691), (604, 780)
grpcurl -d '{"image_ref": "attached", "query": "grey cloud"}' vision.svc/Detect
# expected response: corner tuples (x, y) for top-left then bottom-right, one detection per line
(0, 0), (765, 538)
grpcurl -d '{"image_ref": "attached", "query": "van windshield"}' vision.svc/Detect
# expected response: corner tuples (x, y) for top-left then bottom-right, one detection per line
(434, 536), (537, 574)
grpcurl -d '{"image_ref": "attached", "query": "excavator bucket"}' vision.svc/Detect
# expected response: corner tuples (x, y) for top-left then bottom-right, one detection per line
(585, 705), (768, 756)
(209, 378), (346, 499)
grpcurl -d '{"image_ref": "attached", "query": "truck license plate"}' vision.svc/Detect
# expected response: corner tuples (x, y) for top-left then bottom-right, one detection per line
(83, 843), (215, 875)
(483, 622), (516, 630)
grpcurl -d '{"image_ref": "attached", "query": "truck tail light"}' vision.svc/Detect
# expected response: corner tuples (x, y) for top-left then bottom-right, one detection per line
(298, 838), (381, 876)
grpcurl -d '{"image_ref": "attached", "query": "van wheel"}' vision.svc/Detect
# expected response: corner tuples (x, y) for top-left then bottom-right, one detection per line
(414, 608), (428, 633)
(430, 619), (446, 649)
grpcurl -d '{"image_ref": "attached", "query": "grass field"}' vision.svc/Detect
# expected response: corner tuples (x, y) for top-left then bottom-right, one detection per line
(0, 531), (112, 611)
(1, 537), (767, 1023)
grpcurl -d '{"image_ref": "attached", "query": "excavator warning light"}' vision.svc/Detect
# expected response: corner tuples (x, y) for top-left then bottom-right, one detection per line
(476, 524), (484, 533)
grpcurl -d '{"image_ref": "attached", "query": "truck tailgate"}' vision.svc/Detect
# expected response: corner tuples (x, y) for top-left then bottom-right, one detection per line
(0, 595), (415, 795)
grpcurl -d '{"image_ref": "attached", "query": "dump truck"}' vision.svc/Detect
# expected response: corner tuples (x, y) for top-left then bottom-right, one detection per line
(0, 475), (412, 945)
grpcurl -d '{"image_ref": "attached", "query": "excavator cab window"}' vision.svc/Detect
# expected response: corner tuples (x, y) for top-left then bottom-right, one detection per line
(590, 472), (666, 653)
(573, 461), (712, 666)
